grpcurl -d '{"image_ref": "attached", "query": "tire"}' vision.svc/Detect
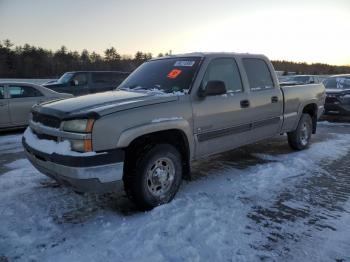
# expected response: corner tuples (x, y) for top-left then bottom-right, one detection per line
(287, 113), (313, 150)
(123, 144), (183, 210)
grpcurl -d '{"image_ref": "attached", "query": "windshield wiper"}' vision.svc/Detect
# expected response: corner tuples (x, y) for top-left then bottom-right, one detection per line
(118, 85), (143, 90)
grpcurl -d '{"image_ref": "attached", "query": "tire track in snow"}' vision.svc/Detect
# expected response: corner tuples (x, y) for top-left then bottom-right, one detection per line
(1, 134), (350, 261)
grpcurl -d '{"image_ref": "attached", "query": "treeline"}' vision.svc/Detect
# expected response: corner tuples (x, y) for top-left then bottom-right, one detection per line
(272, 60), (350, 75)
(0, 39), (349, 78)
(0, 39), (167, 78)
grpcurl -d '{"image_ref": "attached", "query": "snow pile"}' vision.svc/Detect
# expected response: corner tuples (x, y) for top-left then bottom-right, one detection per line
(119, 87), (187, 97)
(23, 128), (96, 156)
(1, 134), (350, 261)
(0, 133), (23, 154)
(151, 117), (184, 123)
(318, 121), (350, 127)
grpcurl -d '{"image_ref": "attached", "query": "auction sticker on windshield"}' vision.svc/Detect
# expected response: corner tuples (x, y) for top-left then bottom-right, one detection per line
(167, 69), (182, 79)
(174, 61), (195, 67)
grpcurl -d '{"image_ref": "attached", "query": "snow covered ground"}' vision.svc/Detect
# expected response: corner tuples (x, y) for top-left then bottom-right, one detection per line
(0, 123), (350, 261)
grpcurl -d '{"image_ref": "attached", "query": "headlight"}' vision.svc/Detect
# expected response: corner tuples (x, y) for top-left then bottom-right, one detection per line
(62, 119), (94, 133)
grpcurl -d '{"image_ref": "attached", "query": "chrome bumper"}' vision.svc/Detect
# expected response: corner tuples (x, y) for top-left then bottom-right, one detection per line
(23, 139), (124, 193)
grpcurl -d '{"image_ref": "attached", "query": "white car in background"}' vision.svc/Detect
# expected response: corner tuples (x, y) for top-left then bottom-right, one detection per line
(0, 82), (73, 130)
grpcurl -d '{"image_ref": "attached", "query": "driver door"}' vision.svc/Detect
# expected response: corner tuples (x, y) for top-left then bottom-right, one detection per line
(192, 58), (250, 157)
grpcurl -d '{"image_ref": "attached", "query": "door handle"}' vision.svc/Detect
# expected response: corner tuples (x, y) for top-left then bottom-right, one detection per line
(271, 96), (279, 103)
(240, 100), (250, 108)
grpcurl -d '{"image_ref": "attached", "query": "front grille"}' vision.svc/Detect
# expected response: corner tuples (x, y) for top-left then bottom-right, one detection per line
(325, 96), (339, 104)
(36, 133), (58, 142)
(32, 111), (61, 128)
(33, 130), (58, 141)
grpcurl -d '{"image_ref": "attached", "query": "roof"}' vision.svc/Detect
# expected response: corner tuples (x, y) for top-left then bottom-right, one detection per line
(152, 52), (267, 61)
(64, 71), (129, 74)
(0, 82), (41, 86)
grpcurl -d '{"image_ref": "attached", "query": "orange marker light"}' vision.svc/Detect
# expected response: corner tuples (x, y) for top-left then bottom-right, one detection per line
(167, 69), (182, 79)
(85, 119), (95, 132)
(84, 139), (93, 152)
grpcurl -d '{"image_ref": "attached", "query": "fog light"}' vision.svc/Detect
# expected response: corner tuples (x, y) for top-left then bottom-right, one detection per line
(70, 139), (92, 152)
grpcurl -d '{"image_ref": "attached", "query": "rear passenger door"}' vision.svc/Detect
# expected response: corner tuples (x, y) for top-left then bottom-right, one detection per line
(8, 85), (44, 125)
(192, 57), (250, 157)
(0, 85), (10, 127)
(242, 58), (283, 140)
(90, 72), (113, 94)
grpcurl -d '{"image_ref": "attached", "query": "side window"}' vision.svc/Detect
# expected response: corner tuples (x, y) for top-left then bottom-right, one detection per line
(112, 73), (128, 85)
(9, 86), (43, 98)
(0, 86), (4, 99)
(242, 58), (274, 91)
(72, 73), (88, 86)
(203, 58), (243, 93)
(92, 73), (113, 84)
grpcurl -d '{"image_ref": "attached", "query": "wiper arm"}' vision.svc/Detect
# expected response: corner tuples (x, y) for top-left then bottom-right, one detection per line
(118, 85), (143, 90)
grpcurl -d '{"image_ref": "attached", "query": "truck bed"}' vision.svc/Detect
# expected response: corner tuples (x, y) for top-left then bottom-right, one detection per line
(280, 83), (326, 133)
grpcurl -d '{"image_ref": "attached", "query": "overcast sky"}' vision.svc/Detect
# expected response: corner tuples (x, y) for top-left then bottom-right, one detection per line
(0, 0), (349, 65)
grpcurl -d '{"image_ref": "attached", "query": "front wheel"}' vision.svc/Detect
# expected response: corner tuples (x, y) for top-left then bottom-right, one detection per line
(123, 144), (183, 210)
(287, 113), (313, 150)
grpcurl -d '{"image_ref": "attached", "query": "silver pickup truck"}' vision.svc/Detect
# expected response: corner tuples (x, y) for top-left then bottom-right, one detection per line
(23, 53), (326, 210)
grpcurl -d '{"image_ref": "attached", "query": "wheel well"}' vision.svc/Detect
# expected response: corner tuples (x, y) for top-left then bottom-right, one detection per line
(124, 129), (191, 180)
(302, 103), (318, 134)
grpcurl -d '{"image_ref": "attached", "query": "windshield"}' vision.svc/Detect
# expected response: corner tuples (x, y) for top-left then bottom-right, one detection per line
(118, 57), (202, 93)
(57, 73), (74, 84)
(324, 76), (350, 89)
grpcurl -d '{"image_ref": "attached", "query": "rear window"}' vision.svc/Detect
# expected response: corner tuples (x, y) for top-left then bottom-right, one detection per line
(242, 58), (274, 91)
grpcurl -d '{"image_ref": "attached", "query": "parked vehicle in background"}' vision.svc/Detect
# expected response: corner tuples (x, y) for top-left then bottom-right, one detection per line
(23, 52), (325, 210)
(323, 74), (350, 115)
(279, 75), (321, 86)
(42, 71), (130, 96)
(0, 82), (73, 130)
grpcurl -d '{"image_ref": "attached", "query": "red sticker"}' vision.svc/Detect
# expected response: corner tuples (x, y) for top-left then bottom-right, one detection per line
(167, 69), (182, 79)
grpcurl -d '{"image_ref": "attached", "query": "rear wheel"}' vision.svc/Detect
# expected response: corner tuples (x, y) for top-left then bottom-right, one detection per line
(123, 144), (183, 210)
(287, 113), (313, 150)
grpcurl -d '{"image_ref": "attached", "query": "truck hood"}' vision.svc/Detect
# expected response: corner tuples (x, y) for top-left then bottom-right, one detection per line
(33, 90), (179, 119)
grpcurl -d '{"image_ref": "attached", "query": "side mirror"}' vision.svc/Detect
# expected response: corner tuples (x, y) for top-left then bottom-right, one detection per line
(198, 80), (226, 97)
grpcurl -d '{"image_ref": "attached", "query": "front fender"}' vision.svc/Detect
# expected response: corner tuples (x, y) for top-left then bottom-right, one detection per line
(116, 119), (195, 159)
